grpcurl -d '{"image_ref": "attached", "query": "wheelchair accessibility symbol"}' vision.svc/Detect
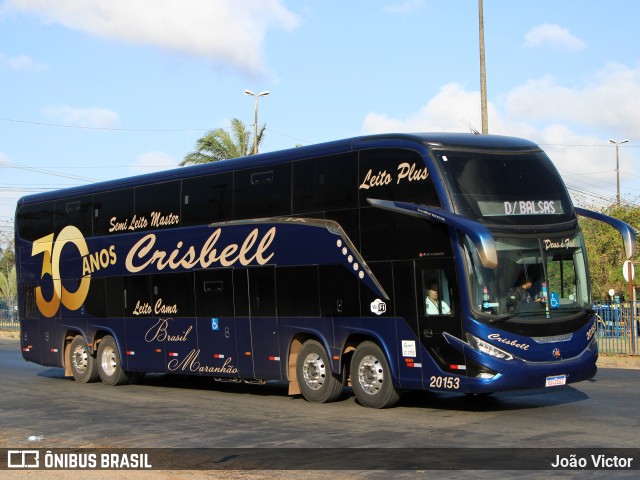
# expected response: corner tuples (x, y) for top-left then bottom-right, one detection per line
(550, 292), (560, 309)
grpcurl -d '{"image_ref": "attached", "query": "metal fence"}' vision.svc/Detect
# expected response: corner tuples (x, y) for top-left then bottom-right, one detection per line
(0, 309), (19, 331)
(594, 303), (639, 356)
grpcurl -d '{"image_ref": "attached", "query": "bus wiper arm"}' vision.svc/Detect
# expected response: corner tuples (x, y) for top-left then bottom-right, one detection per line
(489, 313), (515, 324)
(489, 310), (553, 324)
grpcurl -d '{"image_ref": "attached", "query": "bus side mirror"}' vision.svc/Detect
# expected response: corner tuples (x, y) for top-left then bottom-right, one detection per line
(575, 207), (637, 260)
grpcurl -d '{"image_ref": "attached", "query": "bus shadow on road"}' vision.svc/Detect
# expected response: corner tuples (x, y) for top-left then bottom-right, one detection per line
(397, 386), (589, 412)
(137, 374), (591, 412)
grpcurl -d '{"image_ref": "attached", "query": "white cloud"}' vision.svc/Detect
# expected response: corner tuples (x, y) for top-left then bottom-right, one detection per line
(0, 52), (47, 71)
(363, 83), (497, 134)
(128, 151), (178, 175)
(41, 105), (119, 128)
(3, 0), (300, 76)
(504, 63), (640, 133)
(524, 23), (587, 52)
(361, 62), (640, 204)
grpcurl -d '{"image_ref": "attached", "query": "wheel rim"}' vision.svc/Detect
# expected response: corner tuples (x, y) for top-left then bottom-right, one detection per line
(357, 354), (384, 395)
(100, 345), (117, 377)
(72, 344), (89, 374)
(302, 352), (327, 390)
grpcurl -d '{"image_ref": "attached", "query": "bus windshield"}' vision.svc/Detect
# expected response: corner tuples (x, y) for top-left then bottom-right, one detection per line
(464, 231), (590, 320)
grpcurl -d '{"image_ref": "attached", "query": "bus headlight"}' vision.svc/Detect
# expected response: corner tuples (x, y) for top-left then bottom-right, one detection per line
(466, 333), (514, 361)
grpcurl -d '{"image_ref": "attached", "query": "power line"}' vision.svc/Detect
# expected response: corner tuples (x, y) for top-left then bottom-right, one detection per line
(0, 159), (98, 182)
(0, 116), (208, 132)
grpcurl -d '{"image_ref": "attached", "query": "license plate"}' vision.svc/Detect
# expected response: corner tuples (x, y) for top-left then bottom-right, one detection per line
(545, 374), (567, 387)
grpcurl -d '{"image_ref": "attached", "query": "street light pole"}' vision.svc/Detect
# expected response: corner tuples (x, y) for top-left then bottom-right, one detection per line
(244, 89), (269, 154)
(609, 138), (629, 205)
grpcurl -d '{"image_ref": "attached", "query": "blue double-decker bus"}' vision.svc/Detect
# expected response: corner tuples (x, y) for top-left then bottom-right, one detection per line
(15, 133), (635, 408)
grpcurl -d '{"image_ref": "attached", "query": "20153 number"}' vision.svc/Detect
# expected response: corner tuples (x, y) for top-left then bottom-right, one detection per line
(429, 375), (460, 390)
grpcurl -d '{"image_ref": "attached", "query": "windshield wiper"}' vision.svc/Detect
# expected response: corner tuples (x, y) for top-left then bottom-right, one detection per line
(488, 310), (552, 324)
(488, 313), (518, 324)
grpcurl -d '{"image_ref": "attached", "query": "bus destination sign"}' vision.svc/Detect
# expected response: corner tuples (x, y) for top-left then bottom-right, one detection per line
(478, 200), (564, 217)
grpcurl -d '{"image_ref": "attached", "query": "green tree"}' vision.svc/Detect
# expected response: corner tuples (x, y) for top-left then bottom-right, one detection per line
(180, 118), (265, 165)
(0, 265), (17, 318)
(0, 237), (15, 278)
(579, 202), (640, 302)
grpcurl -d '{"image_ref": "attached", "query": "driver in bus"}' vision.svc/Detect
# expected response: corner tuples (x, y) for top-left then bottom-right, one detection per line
(506, 270), (542, 312)
(426, 283), (451, 315)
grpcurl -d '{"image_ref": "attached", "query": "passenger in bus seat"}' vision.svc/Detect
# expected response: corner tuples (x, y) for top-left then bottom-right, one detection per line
(425, 283), (451, 315)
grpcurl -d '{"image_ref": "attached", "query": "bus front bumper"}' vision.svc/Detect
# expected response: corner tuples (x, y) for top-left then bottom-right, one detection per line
(461, 339), (598, 394)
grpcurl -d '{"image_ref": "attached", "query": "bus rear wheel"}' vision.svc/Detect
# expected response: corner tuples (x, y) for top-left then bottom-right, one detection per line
(69, 335), (99, 383)
(97, 335), (131, 386)
(350, 341), (400, 408)
(296, 339), (343, 403)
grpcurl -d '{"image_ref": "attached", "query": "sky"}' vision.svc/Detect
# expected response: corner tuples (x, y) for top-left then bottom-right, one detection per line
(1, 0), (640, 245)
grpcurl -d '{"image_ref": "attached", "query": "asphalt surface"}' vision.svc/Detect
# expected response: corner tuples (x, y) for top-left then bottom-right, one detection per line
(0, 335), (639, 479)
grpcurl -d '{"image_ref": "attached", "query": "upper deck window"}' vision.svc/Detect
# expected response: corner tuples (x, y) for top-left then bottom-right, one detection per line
(434, 149), (574, 226)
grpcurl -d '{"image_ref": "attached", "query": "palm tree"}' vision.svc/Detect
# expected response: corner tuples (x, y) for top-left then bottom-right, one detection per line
(180, 118), (265, 165)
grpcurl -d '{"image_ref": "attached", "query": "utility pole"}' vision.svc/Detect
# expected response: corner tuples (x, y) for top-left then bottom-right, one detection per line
(609, 138), (629, 205)
(478, 0), (488, 134)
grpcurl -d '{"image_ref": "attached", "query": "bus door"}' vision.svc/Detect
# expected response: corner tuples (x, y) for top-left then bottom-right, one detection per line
(248, 267), (282, 380)
(152, 273), (199, 372)
(122, 275), (168, 373)
(415, 260), (465, 384)
(195, 269), (239, 378)
(19, 279), (61, 367)
(18, 283), (45, 365)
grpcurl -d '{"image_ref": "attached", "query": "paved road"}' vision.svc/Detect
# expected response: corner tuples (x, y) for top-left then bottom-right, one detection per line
(1, 337), (639, 477)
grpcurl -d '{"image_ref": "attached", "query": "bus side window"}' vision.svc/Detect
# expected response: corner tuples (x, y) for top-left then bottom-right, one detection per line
(16, 202), (55, 242)
(276, 266), (320, 317)
(135, 181), (181, 230)
(234, 164), (292, 220)
(196, 269), (234, 317)
(422, 269), (453, 316)
(292, 152), (358, 214)
(248, 267), (276, 317)
(182, 172), (233, 226)
(153, 272), (195, 317)
(22, 284), (38, 319)
(93, 189), (134, 236)
(55, 196), (93, 234)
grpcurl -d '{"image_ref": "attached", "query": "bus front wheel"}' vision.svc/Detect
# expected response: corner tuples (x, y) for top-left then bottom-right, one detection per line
(97, 335), (131, 386)
(69, 335), (99, 383)
(350, 341), (400, 408)
(296, 339), (343, 403)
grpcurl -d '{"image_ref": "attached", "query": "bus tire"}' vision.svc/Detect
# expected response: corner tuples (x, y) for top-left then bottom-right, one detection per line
(350, 341), (400, 408)
(296, 339), (343, 403)
(97, 335), (131, 386)
(69, 335), (99, 383)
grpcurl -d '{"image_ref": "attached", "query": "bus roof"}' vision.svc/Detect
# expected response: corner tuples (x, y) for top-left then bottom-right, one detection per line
(17, 132), (541, 206)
